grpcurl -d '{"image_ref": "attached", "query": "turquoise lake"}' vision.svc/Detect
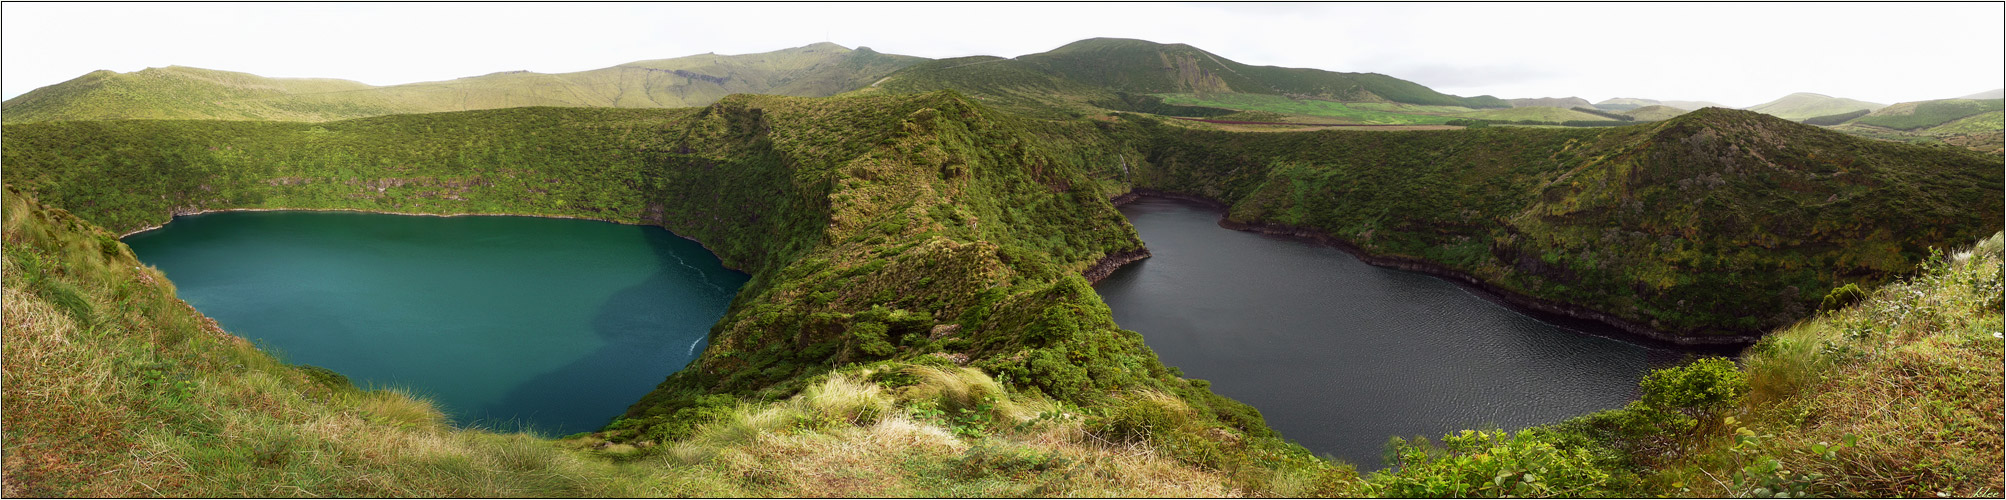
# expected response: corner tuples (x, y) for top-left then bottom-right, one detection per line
(123, 211), (747, 436)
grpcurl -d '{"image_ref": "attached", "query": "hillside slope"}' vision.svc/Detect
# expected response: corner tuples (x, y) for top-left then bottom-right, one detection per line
(1, 43), (925, 123)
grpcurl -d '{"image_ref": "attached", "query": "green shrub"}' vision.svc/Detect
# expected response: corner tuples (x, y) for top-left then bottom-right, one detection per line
(848, 321), (895, 357)
(1640, 357), (1747, 416)
(297, 365), (354, 391)
(1369, 429), (1615, 497)
(1819, 283), (1866, 312)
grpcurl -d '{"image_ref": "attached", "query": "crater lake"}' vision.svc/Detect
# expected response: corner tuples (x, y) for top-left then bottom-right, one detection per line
(123, 211), (747, 436)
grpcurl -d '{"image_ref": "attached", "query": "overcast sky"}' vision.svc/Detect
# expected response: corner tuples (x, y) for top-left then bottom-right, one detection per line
(4, 2), (2001, 107)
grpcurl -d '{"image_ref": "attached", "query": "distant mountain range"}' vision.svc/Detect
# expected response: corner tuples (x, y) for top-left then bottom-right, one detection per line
(2, 38), (1510, 123)
(0, 42), (924, 123)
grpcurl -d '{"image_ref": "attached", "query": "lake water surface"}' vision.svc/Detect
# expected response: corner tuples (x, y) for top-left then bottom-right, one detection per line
(1096, 197), (1685, 468)
(124, 211), (746, 436)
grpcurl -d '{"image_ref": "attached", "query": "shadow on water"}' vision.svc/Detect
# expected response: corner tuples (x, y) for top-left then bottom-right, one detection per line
(471, 223), (746, 437)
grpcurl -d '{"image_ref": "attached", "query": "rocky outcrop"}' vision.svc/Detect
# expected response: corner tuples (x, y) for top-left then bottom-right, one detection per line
(1082, 247), (1151, 284)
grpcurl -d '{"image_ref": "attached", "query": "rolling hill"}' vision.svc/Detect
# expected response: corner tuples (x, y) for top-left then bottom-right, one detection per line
(1, 43), (926, 123)
(1744, 92), (1886, 121)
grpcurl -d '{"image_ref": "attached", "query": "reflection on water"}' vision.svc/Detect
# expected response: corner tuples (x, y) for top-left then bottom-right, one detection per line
(124, 212), (746, 436)
(1096, 197), (1686, 468)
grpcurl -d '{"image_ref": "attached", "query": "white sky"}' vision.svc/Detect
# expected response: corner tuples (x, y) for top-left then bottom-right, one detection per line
(4, 2), (2001, 107)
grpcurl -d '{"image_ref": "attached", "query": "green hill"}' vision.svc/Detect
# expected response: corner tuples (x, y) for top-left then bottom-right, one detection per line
(1744, 92), (1886, 121)
(1851, 98), (2004, 131)
(1, 43), (926, 123)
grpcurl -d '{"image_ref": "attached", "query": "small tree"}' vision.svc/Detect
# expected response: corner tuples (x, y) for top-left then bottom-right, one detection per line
(1640, 357), (1747, 418)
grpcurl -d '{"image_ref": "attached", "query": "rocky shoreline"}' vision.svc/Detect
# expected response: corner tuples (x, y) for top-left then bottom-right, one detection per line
(1081, 248), (1152, 284)
(1107, 190), (1761, 348)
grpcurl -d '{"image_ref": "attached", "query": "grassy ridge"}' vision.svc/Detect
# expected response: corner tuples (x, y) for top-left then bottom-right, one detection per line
(1119, 109), (2002, 338)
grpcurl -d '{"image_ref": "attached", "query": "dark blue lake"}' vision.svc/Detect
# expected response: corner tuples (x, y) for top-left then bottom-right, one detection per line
(1095, 197), (1684, 468)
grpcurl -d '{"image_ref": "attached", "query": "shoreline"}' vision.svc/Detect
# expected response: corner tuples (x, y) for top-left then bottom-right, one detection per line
(1105, 190), (1760, 349)
(117, 206), (750, 274)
